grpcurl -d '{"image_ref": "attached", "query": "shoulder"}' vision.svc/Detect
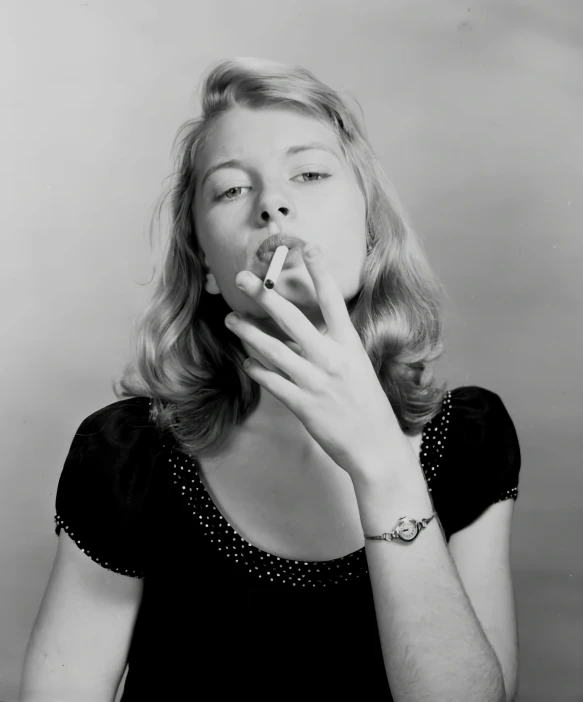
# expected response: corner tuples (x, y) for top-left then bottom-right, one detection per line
(66, 396), (159, 459)
(62, 395), (164, 496)
(440, 384), (521, 495)
(56, 395), (163, 522)
(54, 396), (159, 578)
(74, 395), (153, 435)
(436, 385), (522, 537)
(59, 395), (159, 493)
(448, 384), (509, 413)
(447, 385), (520, 449)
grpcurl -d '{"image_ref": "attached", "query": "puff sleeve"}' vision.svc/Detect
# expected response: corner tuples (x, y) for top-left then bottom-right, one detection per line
(439, 386), (522, 539)
(488, 392), (522, 506)
(54, 397), (157, 579)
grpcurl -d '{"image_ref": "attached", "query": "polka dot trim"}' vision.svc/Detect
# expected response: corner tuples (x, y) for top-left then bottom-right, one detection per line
(166, 392), (453, 587)
(53, 515), (145, 579)
(50, 392), (519, 580)
(492, 487), (519, 503)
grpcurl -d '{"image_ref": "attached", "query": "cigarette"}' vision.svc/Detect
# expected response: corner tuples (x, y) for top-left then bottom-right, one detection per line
(263, 245), (289, 290)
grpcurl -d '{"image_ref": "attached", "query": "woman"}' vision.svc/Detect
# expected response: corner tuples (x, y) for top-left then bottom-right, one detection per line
(21, 58), (521, 701)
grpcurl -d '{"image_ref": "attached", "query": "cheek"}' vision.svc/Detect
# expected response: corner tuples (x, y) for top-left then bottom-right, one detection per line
(320, 187), (366, 249)
(333, 178), (365, 222)
(322, 188), (367, 287)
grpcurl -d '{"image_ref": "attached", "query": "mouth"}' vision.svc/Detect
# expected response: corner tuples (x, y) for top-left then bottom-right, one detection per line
(255, 233), (306, 263)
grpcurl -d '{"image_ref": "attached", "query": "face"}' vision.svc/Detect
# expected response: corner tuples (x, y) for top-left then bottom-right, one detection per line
(193, 105), (367, 348)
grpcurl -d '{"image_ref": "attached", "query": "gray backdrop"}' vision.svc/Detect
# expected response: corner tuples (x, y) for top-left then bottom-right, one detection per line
(1, 1), (581, 700)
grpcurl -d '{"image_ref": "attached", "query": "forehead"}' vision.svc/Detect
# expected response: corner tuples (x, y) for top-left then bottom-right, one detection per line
(198, 106), (340, 165)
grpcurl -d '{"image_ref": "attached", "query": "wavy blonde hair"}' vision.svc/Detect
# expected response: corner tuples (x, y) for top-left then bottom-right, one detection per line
(112, 57), (449, 460)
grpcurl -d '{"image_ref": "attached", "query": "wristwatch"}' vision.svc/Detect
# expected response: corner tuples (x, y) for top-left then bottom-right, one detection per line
(364, 513), (435, 543)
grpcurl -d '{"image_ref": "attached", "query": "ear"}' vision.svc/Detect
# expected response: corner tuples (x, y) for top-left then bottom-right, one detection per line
(204, 271), (221, 295)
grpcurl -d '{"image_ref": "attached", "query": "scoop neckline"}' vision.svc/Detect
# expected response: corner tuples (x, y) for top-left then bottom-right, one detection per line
(187, 424), (430, 565)
(152, 392), (451, 566)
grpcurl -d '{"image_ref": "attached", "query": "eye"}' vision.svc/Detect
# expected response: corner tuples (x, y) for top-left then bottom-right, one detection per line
(217, 186), (249, 201)
(216, 172), (330, 202)
(295, 172), (330, 183)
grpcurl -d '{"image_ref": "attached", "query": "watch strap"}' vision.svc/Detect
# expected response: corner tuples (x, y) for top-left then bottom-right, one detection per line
(364, 513), (435, 542)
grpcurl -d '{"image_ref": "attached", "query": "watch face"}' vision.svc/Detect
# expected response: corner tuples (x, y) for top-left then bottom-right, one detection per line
(398, 519), (419, 541)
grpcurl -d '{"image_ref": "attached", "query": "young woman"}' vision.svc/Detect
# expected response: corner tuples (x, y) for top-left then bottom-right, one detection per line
(21, 58), (521, 701)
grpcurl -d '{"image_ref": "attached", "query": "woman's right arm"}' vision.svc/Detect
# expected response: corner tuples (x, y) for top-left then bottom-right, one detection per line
(20, 530), (144, 702)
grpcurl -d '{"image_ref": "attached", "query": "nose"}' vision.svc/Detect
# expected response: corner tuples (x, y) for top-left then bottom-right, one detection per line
(257, 183), (296, 227)
(261, 206), (289, 222)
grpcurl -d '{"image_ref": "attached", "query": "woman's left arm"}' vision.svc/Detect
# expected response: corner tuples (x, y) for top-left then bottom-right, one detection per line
(352, 462), (506, 702)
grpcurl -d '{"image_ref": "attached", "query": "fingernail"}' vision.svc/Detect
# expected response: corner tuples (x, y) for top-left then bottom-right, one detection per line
(236, 272), (251, 288)
(304, 245), (320, 260)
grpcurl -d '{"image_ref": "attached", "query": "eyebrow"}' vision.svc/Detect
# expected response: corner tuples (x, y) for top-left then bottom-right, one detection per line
(201, 142), (342, 189)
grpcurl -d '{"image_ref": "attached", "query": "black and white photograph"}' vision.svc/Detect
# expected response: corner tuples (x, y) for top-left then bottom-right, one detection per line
(1, 1), (581, 700)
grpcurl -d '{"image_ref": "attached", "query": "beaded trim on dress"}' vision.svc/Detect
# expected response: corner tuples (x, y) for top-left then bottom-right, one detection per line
(167, 391), (454, 587)
(53, 389), (516, 581)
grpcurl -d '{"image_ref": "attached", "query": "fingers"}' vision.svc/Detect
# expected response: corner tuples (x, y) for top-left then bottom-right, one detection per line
(300, 245), (357, 345)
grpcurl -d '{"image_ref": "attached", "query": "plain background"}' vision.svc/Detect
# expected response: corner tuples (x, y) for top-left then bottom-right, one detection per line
(1, 1), (581, 700)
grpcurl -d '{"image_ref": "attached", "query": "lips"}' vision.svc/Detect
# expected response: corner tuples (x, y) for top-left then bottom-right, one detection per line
(255, 233), (306, 262)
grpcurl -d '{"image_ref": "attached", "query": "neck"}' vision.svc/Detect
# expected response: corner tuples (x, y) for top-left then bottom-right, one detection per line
(244, 388), (305, 436)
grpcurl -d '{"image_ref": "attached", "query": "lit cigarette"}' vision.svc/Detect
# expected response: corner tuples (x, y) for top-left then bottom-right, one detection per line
(263, 245), (289, 290)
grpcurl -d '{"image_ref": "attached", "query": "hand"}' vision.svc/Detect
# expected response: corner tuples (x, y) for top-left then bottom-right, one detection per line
(225, 245), (411, 484)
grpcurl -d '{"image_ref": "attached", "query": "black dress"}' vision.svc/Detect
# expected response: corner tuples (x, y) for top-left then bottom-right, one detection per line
(53, 385), (521, 700)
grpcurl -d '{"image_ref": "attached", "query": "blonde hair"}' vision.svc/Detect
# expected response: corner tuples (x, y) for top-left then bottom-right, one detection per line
(112, 57), (449, 459)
